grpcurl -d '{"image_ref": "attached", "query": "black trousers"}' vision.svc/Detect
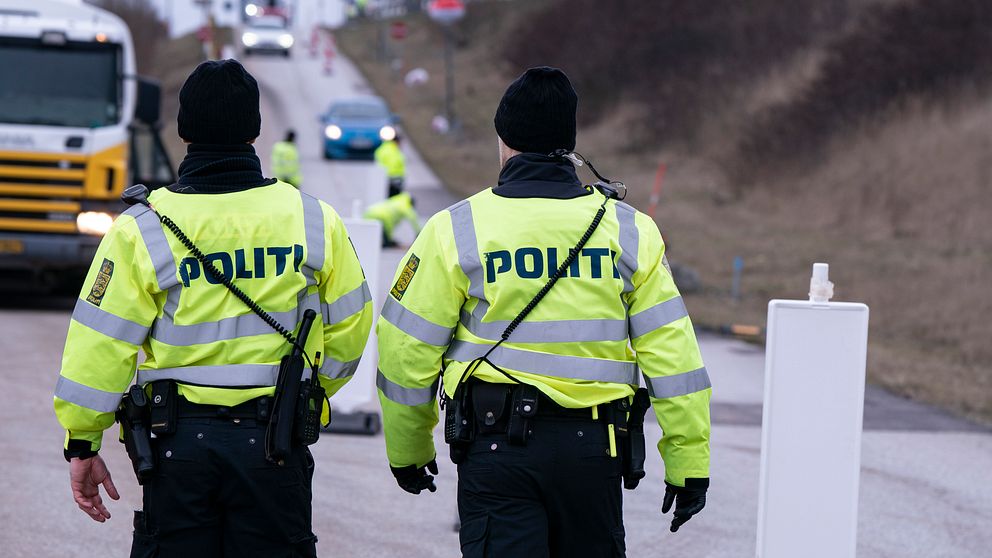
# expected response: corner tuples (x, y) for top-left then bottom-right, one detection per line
(457, 416), (626, 558)
(387, 177), (405, 197)
(130, 417), (317, 558)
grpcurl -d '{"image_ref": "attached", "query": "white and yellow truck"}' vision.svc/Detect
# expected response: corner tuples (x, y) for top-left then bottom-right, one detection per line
(0, 0), (173, 290)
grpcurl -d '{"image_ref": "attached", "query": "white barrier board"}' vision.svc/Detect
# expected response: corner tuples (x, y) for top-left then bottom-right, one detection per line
(757, 299), (870, 558)
(331, 218), (382, 414)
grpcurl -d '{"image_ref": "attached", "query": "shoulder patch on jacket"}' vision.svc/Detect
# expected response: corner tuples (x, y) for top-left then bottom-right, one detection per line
(85, 259), (115, 306)
(390, 254), (420, 301)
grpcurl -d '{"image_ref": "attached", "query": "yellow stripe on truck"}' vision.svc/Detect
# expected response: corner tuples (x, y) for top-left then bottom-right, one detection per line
(0, 184), (83, 198)
(0, 165), (86, 181)
(0, 217), (77, 233)
(0, 199), (80, 213)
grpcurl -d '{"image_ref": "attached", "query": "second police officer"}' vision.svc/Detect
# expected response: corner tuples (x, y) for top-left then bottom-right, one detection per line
(53, 60), (373, 557)
(376, 67), (712, 556)
(271, 128), (303, 188)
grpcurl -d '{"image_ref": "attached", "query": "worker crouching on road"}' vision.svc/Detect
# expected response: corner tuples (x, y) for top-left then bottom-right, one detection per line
(271, 129), (302, 187)
(375, 66), (712, 557)
(53, 59), (373, 557)
(363, 191), (421, 248)
(374, 132), (406, 197)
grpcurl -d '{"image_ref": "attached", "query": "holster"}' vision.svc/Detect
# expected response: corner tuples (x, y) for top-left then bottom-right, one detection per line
(619, 388), (651, 490)
(268, 353), (305, 464)
(116, 385), (155, 484)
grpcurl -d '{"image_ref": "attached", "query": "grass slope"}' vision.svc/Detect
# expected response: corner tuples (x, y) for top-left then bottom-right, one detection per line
(336, 1), (991, 424)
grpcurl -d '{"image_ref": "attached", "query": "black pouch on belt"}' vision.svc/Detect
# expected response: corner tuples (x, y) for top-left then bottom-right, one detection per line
(149, 380), (178, 435)
(507, 384), (539, 445)
(471, 383), (510, 435)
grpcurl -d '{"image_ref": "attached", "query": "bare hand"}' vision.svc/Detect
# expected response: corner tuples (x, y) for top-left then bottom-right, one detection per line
(70, 456), (120, 522)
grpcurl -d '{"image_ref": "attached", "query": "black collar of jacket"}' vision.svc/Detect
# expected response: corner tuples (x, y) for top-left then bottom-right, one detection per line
(493, 153), (592, 199)
(169, 143), (276, 194)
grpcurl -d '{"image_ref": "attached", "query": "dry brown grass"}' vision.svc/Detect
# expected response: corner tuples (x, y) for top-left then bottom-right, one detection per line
(336, 2), (992, 424)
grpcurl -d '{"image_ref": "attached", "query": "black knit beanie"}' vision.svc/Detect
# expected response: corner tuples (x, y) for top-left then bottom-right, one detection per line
(494, 66), (577, 154)
(177, 59), (261, 144)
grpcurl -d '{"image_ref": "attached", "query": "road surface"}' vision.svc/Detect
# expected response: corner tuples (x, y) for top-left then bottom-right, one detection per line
(0, 39), (990, 558)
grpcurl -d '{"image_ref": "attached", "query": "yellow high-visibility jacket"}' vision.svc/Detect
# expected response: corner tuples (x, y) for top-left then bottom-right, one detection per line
(364, 192), (421, 237)
(271, 141), (302, 187)
(374, 140), (405, 179)
(54, 181), (373, 453)
(376, 172), (711, 487)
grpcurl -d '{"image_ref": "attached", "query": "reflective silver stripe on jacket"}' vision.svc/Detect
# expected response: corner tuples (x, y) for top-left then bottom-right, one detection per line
(300, 192), (325, 287)
(459, 310), (628, 343)
(150, 292), (320, 346)
(615, 202), (639, 293)
(323, 355), (362, 380)
(380, 297), (454, 346)
(445, 340), (639, 385)
(643, 367), (711, 399)
(376, 370), (438, 406)
(322, 282), (371, 325)
(71, 298), (149, 345)
(124, 204), (179, 291)
(449, 200), (490, 319)
(54, 376), (123, 413)
(136, 364), (302, 387)
(628, 296), (689, 339)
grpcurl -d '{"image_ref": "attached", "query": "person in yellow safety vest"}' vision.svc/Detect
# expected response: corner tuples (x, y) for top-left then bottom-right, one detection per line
(53, 60), (372, 557)
(363, 191), (421, 248)
(374, 133), (406, 197)
(376, 67), (711, 557)
(271, 129), (302, 187)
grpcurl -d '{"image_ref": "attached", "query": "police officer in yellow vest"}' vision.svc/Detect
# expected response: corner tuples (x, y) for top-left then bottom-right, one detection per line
(363, 191), (421, 248)
(54, 60), (372, 557)
(271, 129), (302, 188)
(376, 67), (711, 557)
(374, 133), (406, 197)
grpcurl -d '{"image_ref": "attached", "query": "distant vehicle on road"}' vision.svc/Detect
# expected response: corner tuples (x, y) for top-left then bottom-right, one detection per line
(241, 15), (294, 57)
(319, 97), (398, 160)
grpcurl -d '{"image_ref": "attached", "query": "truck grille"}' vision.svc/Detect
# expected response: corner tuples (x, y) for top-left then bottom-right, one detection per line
(0, 157), (86, 198)
(0, 155), (87, 233)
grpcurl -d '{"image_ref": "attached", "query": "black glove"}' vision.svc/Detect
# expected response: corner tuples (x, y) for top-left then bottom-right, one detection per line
(391, 459), (439, 495)
(661, 478), (709, 532)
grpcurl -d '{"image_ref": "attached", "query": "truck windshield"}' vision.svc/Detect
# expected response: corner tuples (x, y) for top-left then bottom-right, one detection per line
(0, 40), (121, 128)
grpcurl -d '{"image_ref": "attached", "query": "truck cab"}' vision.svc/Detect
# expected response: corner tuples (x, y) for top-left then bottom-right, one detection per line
(0, 0), (173, 291)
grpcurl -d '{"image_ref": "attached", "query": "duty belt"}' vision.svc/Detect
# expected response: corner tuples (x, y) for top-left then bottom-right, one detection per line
(175, 395), (274, 422)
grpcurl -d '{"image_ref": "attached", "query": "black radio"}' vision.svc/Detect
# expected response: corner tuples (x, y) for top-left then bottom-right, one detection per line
(443, 388), (474, 464)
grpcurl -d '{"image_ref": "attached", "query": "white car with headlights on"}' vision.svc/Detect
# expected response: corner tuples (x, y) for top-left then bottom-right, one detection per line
(241, 15), (294, 57)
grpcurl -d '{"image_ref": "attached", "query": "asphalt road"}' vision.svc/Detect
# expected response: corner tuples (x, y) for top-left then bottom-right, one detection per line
(1, 42), (990, 558)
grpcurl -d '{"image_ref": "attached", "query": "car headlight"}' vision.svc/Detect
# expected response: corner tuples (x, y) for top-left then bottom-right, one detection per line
(278, 34), (294, 48)
(77, 211), (115, 236)
(242, 32), (258, 47)
(245, 3), (258, 17)
(379, 126), (397, 141)
(325, 125), (342, 140)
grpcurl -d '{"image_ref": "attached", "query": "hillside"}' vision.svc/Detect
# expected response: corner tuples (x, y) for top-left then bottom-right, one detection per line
(336, 0), (991, 423)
